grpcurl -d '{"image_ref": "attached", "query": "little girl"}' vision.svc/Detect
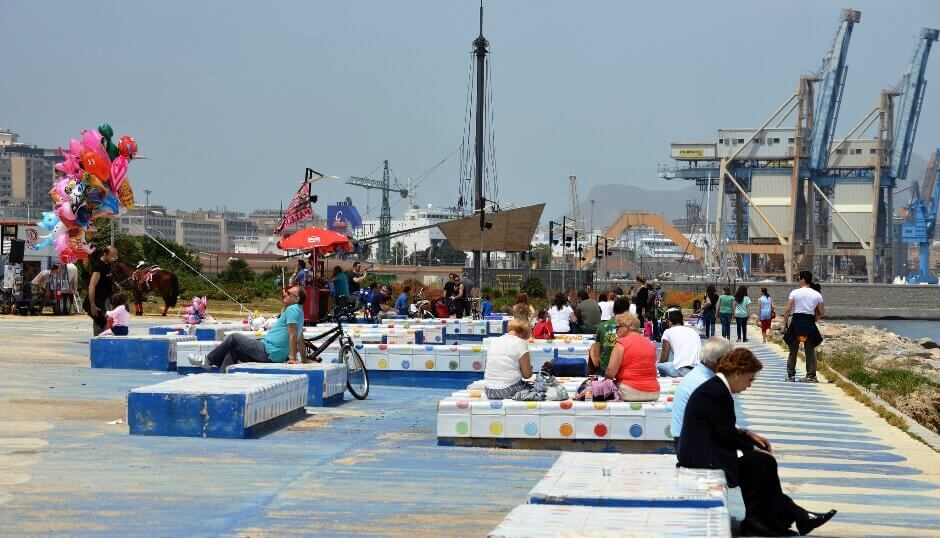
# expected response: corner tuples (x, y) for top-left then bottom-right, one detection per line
(531, 310), (554, 340)
(100, 294), (130, 336)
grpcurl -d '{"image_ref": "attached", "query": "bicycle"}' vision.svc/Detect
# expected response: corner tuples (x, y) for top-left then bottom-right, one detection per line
(304, 315), (369, 400)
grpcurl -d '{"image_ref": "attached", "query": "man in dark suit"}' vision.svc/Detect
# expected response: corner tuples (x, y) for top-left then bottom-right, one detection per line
(678, 348), (836, 536)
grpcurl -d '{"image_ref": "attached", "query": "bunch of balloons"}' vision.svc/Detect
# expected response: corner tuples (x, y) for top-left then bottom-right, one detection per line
(182, 297), (208, 325)
(37, 124), (138, 263)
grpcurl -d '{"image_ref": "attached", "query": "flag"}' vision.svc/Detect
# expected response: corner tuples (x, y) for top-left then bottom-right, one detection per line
(275, 181), (312, 234)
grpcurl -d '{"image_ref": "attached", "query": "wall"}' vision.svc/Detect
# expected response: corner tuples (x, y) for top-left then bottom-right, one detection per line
(652, 281), (940, 320)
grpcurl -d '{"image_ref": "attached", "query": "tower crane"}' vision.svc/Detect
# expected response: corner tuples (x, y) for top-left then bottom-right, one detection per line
(902, 149), (940, 284)
(347, 160), (408, 264)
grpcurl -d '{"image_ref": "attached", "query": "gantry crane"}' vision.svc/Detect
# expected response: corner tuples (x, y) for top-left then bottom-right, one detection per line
(902, 149), (940, 284)
(347, 160), (408, 264)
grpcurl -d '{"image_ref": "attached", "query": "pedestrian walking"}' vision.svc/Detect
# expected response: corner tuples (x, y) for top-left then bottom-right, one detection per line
(758, 288), (774, 342)
(717, 286), (734, 340)
(734, 285), (752, 342)
(783, 271), (824, 382)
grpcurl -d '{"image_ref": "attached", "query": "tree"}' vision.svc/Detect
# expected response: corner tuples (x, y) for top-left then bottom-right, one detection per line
(391, 241), (408, 265)
(430, 240), (467, 265)
(216, 258), (255, 284)
(521, 276), (548, 298)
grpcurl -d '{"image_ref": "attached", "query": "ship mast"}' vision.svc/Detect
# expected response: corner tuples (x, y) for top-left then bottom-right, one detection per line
(472, 1), (488, 283)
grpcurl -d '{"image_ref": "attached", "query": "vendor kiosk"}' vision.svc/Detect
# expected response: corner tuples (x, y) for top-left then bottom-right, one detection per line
(277, 228), (353, 326)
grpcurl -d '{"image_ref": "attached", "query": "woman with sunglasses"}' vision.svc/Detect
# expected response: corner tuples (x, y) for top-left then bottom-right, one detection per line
(604, 312), (660, 402)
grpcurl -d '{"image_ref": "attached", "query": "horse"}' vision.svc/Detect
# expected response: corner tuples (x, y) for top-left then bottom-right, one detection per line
(113, 263), (180, 316)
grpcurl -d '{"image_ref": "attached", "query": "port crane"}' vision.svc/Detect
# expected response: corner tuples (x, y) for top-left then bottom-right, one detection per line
(902, 149), (940, 284)
(347, 160), (408, 264)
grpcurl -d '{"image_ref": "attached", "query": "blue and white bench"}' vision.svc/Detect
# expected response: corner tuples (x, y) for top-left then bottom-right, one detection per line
(176, 340), (222, 374)
(149, 322), (249, 341)
(127, 373), (308, 438)
(227, 362), (346, 406)
(528, 453), (727, 508)
(90, 334), (196, 371)
(490, 504), (731, 538)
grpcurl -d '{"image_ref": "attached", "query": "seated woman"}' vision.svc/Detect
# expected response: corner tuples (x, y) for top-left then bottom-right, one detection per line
(531, 309), (554, 340)
(482, 317), (533, 400)
(604, 313), (660, 402)
(678, 348), (836, 536)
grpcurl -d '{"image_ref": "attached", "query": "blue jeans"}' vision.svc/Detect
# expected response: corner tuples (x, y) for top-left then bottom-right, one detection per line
(657, 362), (693, 378)
(702, 310), (716, 338)
(719, 313), (732, 339)
(736, 317), (748, 341)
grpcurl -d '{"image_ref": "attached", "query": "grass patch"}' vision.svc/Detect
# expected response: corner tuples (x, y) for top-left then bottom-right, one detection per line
(822, 345), (940, 398)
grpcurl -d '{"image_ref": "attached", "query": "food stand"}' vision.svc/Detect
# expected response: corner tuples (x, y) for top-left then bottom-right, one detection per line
(277, 228), (354, 325)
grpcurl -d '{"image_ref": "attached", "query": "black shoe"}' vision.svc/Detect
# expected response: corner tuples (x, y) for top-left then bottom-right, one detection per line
(796, 510), (837, 535)
(740, 517), (797, 536)
(802, 376), (819, 383)
(785, 375), (796, 382)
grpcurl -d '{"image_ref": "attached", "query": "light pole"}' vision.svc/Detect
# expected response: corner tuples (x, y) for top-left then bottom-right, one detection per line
(589, 199), (596, 235)
(144, 189), (152, 208)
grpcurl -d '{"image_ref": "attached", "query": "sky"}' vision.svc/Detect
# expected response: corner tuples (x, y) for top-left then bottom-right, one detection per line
(2, 0), (939, 221)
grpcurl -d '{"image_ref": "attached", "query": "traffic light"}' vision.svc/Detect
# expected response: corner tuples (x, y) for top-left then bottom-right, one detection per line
(549, 221), (558, 245)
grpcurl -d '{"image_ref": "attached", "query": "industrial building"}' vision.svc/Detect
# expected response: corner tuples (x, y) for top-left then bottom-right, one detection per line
(666, 9), (938, 283)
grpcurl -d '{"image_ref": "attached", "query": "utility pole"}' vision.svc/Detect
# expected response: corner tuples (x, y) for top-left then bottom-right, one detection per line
(144, 189), (152, 208)
(471, 2), (488, 284)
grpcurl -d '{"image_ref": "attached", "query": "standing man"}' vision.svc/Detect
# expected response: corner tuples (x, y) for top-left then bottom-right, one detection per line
(205, 286), (306, 370)
(634, 276), (649, 322)
(783, 270), (825, 383)
(348, 261), (369, 295)
(658, 308), (702, 377)
(87, 246), (118, 335)
(454, 272), (474, 318)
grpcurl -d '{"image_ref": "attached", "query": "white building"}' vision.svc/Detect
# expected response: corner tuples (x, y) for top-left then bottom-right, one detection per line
(357, 204), (467, 255)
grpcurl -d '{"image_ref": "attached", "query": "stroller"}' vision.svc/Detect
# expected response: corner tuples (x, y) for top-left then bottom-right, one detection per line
(432, 296), (451, 318)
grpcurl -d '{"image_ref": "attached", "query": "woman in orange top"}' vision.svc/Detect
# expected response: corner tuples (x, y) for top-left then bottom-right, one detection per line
(605, 312), (661, 401)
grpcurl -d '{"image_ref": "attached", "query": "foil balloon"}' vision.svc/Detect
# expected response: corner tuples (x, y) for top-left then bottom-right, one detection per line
(46, 124), (138, 263)
(81, 151), (110, 181)
(118, 136), (138, 159)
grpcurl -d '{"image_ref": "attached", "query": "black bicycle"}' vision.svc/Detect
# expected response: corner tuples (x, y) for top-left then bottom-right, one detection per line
(304, 316), (369, 400)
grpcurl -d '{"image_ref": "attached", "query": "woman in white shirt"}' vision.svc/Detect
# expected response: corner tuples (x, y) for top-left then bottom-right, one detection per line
(597, 292), (615, 321)
(548, 292), (576, 334)
(482, 317), (533, 399)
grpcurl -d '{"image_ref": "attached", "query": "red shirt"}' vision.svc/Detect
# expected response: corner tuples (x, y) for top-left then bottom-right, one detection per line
(532, 319), (554, 340)
(615, 332), (659, 393)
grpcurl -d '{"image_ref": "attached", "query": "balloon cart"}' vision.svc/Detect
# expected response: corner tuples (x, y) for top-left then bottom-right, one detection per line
(277, 228), (354, 326)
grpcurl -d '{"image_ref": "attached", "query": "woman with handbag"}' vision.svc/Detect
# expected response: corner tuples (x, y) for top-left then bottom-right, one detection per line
(758, 287), (774, 343)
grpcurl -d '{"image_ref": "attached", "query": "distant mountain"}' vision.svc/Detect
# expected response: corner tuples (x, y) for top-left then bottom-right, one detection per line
(556, 182), (703, 228)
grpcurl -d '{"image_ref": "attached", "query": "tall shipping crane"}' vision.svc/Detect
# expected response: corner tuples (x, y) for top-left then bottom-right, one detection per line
(902, 149), (940, 284)
(347, 160), (408, 264)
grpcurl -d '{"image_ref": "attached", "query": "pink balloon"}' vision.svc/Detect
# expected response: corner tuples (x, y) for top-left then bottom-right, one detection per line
(81, 130), (109, 166)
(109, 155), (127, 191)
(56, 201), (76, 222)
(68, 139), (83, 159)
(55, 155), (81, 178)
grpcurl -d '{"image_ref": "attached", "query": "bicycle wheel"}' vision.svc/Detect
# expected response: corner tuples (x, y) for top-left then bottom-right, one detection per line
(341, 344), (369, 400)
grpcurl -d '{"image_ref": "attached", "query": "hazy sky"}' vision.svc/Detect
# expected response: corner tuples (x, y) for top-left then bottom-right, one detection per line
(3, 1), (938, 220)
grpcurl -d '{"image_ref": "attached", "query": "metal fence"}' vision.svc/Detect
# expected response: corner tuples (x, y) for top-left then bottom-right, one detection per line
(481, 268), (594, 294)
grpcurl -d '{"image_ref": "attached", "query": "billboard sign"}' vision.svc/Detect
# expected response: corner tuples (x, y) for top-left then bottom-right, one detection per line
(327, 203), (363, 235)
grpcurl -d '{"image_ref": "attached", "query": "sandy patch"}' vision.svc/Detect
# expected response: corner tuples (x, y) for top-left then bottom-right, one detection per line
(0, 398), (125, 421)
(0, 420), (54, 433)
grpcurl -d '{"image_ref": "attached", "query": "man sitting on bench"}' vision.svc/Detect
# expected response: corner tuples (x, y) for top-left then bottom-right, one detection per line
(205, 286), (306, 371)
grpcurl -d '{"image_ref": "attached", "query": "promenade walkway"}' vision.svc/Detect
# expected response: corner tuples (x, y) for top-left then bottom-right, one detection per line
(0, 317), (937, 535)
(735, 341), (940, 537)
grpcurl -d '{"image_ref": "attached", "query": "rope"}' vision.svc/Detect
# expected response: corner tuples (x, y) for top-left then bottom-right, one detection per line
(139, 227), (250, 314)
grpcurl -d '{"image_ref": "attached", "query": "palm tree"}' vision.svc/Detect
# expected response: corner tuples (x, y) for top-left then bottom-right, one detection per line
(391, 241), (408, 265)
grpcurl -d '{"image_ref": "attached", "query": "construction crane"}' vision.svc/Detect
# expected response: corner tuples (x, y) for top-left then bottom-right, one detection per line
(890, 28), (939, 182)
(347, 160), (408, 264)
(902, 149), (940, 284)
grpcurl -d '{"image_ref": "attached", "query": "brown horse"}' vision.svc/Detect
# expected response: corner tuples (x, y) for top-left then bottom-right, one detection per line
(113, 263), (180, 316)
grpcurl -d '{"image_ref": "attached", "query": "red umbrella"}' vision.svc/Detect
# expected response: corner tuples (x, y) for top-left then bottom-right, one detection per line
(278, 227), (353, 253)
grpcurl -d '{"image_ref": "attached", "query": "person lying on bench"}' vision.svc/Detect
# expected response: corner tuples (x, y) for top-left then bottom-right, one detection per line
(205, 286), (306, 371)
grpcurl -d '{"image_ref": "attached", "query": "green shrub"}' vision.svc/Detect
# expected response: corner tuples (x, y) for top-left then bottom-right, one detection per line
(520, 276), (548, 299)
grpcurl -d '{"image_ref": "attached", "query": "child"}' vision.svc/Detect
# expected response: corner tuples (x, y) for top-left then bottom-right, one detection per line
(100, 294), (130, 336)
(532, 309), (554, 340)
(480, 294), (493, 317)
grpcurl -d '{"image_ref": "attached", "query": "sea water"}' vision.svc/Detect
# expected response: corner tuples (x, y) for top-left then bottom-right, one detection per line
(840, 319), (940, 343)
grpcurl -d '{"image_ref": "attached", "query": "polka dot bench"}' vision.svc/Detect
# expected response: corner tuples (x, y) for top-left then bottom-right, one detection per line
(127, 373), (308, 438)
(149, 322), (250, 341)
(490, 504), (731, 538)
(355, 343), (487, 388)
(227, 362), (347, 406)
(528, 453), (728, 508)
(90, 334), (197, 371)
(437, 378), (680, 450)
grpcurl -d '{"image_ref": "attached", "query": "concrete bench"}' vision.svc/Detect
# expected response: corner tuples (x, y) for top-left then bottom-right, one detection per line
(490, 504), (731, 538)
(127, 373), (308, 438)
(529, 453), (727, 508)
(176, 340), (222, 374)
(356, 343), (486, 387)
(149, 322), (248, 341)
(437, 377), (679, 450)
(90, 334), (196, 371)
(227, 362), (346, 406)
